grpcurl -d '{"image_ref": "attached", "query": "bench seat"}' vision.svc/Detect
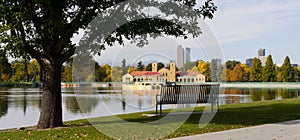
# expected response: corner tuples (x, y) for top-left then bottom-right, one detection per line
(156, 84), (220, 114)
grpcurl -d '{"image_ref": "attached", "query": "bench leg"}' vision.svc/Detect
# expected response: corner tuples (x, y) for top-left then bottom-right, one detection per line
(217, 99), (220, 113)
(160, 103), (162, 115)
(211, 102), (214, 113)
(156, 104), (158, 114)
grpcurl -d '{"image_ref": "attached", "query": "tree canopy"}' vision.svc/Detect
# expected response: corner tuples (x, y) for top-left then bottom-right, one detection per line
(250, 57), (262, 82)
(145, 62), (165, 71)
(0, 53), (11, 82)
(280, 56), (293, 82)
(262, 55), (276, 82)
(226, 60), (241, 70)
(0, 0), (217, 129)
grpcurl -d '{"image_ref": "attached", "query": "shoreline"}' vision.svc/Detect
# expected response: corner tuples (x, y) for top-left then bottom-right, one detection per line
(0, 98), (300, 139)
(220, 82), (300, 89)
(1, 98), (300, 139)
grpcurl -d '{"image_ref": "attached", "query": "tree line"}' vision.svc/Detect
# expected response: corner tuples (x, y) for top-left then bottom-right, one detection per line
(0, 56), (164, 83)
(194, 55), (300, 82)
(0, 54), (41, 83)
(2, 55), (298, 83)
(176, 55), (299, 82)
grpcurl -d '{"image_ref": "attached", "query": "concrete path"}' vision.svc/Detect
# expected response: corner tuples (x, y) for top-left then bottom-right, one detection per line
(169, 120), (300, 140)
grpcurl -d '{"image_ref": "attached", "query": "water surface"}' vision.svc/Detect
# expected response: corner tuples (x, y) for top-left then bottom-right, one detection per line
(0, 86), (299, 130)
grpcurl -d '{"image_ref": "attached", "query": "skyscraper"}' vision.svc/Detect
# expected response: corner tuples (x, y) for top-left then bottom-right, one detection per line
(185, 47), (191, 63)
(212, 58), (222, 65)
(258, 49), (265, 56)
(177, 45), (184, 68)
(258, 49), (266, 66)
(246, 58), (254, 67)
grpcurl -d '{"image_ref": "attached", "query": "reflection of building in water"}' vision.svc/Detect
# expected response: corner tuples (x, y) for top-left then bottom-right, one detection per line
(122, 62), (205, 89)
(121, 90), (159, 109)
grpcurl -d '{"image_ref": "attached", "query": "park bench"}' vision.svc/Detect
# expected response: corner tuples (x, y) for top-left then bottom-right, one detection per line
(156, 84), (220, 115)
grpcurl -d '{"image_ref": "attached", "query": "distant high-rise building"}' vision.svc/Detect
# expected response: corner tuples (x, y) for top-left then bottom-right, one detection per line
(246, 58), (254, 67)
(258, 49), (265, 56)
(291, 64), (299, 67)
(177, 45), (184, 68)
(212, 58), (222, 65)
(258, 49), (267, 66)
(185, 47), (191, 63)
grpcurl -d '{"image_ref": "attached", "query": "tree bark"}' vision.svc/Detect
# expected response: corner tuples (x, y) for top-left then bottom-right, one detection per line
(36, 58), (63, 129)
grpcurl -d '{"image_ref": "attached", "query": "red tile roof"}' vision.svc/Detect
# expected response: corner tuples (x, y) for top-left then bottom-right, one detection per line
(130, 71), (162, 76)
(130, 71), (201, 77)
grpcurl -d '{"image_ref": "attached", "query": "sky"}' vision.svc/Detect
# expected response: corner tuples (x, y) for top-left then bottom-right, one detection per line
(74, 0), (300, 66)
(207, 0), (300, 65)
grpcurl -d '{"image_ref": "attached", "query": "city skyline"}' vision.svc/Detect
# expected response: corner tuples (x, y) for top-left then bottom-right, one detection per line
(70, 0), (300, 66)
(177, 45), (184, 68)
(177, 46), (191, 68)
(206, 0), (300, 65)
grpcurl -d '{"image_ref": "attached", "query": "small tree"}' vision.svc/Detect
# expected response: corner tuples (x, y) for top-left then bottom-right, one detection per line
(262, 55), (276, 82)
(198, 61), (211, 81)
(10, 60), (26, 82)
(240, 63), (250, 81)
(183, 61), (198, 71)
(145, 62), (165, 71)
(128, 66), (137, 73)
(112, 66), (123, 82)
(136, 61), (145, 71)
(121, 58), (127, 75)
(0, 53), (11, 82)
(226, 60), (241, 70)
(145, 63), (152, 71)
(232, 64), (244, 82)
(250, 57), (262, 82)
(280, 56), (293, 82)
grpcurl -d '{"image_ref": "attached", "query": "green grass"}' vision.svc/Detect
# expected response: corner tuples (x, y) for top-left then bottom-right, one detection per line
(1, 98), (300, 139)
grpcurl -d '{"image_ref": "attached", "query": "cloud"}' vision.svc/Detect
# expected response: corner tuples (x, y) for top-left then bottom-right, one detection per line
(78, 0), (300, 65)
(208, 0), (300, 45)
(94, 37), (180, 66)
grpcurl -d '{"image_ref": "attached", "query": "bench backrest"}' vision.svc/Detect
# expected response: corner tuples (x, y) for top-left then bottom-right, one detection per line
(159, 84), (220, 104)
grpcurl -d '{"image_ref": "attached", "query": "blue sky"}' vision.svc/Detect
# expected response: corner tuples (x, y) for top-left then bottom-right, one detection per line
(207, 0), (300, 65)
(83, 0), (300, 66)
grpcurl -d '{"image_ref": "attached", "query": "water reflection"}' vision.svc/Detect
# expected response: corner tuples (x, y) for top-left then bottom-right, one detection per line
(250, 89), (262, 101)
(0, 87), (299, 130)
(223, 88), (300, 103)
(64, 95), (99, 114)
(0, 96), (8, 118)
(280, 88), (299, 99)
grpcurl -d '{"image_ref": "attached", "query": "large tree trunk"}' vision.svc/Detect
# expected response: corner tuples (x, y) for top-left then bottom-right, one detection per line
(37, 58), (63, 129)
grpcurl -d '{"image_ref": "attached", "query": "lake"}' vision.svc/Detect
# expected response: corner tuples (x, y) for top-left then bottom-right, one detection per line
(0, 85), (299, 130)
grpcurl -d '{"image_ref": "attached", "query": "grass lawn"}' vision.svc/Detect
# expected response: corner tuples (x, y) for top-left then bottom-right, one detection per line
(1, 97), (300, 139)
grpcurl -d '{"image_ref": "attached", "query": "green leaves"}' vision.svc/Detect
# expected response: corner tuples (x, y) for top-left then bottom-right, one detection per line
(250, 57), (262, 82)
(280, 56), (294, 82)
(262, 55), (276, 82)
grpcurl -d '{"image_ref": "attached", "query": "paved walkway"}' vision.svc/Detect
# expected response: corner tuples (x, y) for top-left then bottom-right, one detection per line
(169, 120), (300, 140)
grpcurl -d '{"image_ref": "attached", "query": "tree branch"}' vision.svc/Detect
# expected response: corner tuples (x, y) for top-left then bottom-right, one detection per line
(22, 0), (42, 32)
(53, 5), (87, 55)
(61, 47), (76, 64)
(55, 0), (126, 54)
(16, 23), (41, 60)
